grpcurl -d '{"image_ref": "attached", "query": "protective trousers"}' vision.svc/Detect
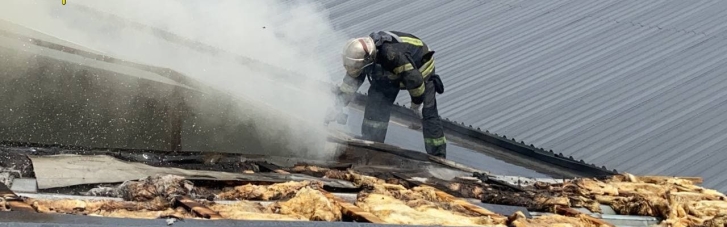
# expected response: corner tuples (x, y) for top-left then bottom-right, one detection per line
(361, 77), (447, 158)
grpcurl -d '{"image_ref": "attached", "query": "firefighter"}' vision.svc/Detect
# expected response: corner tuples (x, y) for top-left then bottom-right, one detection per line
(333, 31), (447, 158)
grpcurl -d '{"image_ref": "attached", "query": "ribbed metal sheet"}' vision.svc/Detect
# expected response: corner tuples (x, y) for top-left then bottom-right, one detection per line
(313, 0), (727, 191)
(333, 107), (553, 178)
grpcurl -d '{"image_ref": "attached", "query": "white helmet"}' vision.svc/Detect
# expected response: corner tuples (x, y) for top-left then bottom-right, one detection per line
(342, 36), (376, 76)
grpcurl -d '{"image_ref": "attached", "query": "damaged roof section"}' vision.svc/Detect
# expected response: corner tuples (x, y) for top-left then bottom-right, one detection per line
(0, 136), (722, 227)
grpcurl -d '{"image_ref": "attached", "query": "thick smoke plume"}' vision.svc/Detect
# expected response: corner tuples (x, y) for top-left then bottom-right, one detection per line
(0, 0), (352, 159)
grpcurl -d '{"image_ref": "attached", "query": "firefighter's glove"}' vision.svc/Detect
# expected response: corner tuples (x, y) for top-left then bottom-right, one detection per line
(410, 103), (423, 119)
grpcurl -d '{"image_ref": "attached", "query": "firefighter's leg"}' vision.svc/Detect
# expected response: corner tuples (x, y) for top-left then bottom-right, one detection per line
(421, 80), (447, 158)
(361, 83), (398, 142)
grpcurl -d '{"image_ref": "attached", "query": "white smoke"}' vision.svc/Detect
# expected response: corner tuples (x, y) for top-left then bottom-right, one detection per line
(0, 0), (352, 159)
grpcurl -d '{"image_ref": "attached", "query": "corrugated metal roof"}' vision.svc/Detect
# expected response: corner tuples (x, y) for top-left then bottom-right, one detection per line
(312, 0), (727, 191)
(334, 107), (553, 178)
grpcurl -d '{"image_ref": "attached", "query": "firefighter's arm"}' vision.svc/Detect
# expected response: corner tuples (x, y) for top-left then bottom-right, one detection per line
(336, 71), (365, 107)
(383, 47), (425, 105)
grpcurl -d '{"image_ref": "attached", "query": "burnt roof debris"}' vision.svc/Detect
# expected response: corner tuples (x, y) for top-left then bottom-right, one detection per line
(0, 137), (475, 186)
(0, 139), (716, 227)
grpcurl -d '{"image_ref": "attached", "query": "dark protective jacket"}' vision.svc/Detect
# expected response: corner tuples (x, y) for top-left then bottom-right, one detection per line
(369, 31), (435, 105)
(338, 31), (436, 106)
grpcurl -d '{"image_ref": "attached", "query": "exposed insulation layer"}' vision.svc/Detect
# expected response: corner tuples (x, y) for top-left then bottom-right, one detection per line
(352, 179), (598, 227)
(216, 180), (322, 201)
(268, 187), (342, 221)
(26, 197), (197, 219)
(14, 168), (727, 227)
(207, 201), (305, 221)
(539, 173), (727, 227)
(357, 193), (505, 226)
(25, 185), (342, 222)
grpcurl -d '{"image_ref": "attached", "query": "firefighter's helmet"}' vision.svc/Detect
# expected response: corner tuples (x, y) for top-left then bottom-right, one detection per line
(342, 36), (376, 76)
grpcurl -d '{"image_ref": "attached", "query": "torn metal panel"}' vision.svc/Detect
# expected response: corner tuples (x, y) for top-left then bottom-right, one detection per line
(9, 178), (36, 193)
(486, 175), (565, 187)
(27, 154), (355, 190)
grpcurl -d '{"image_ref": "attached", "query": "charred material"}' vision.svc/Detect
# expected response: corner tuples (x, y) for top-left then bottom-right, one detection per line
(5, 139), (726, 227)
(157, 153), (260, 173)
(174, 196), (222, 219)
(288, 165), (412, 188)
(83, 175), (202, 204)
(473, 172), (526, 192)
(288, 164), (330, 178)
(119, 175), (195, 203)
(351, 178), (607, 227)
(389, 172), (566, 212)
(254, 162), (289, 174)
(0, 149), (34, 178)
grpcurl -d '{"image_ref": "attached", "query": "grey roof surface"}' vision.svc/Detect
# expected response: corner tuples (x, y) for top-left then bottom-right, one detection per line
(332, 107), (552, 178)
(314, 0), (727, 191)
